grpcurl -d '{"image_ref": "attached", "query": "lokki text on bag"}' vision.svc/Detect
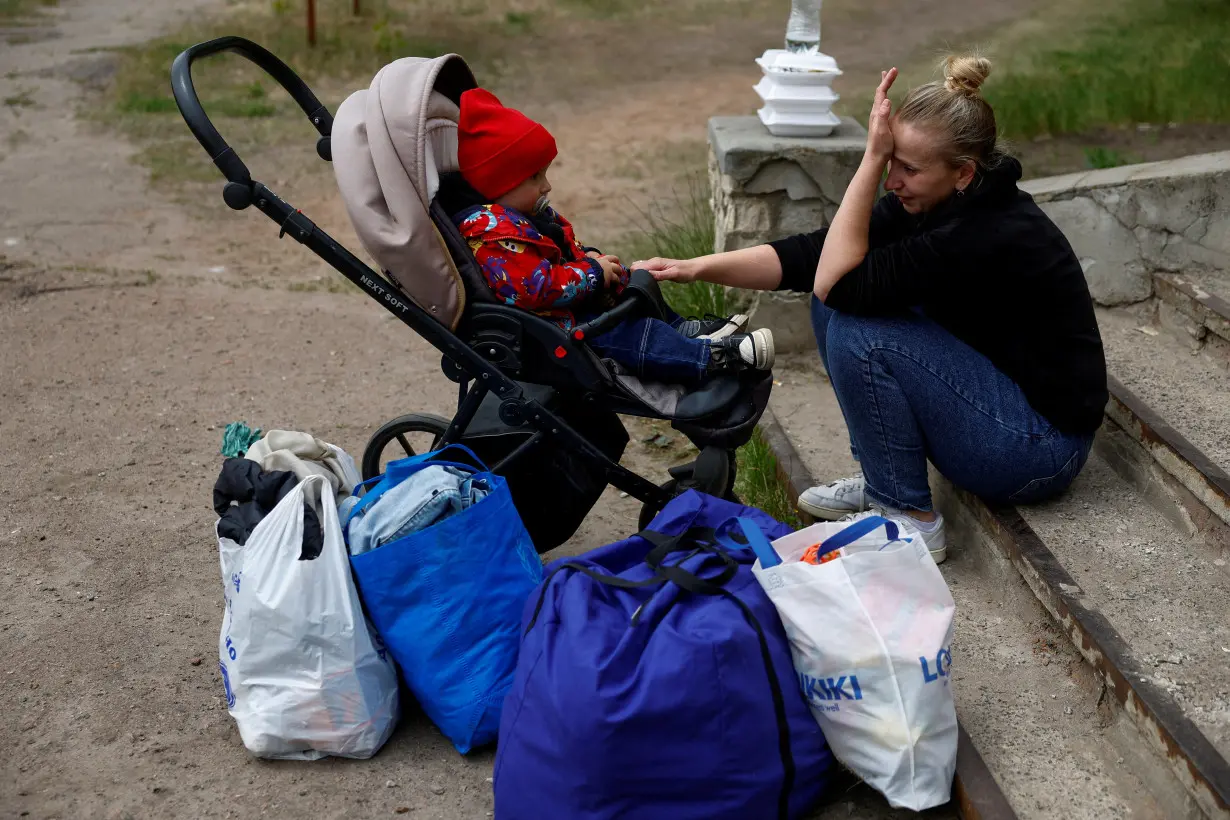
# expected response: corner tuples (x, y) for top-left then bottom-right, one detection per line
(920, 646), (953, 684)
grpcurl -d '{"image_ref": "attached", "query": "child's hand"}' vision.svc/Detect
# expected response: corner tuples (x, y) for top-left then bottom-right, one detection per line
(589, 251), (622, 268)
(596, 256), (626, 288)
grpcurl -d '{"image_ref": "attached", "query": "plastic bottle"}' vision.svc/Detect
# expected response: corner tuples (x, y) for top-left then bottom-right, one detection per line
(784, 0), (822, 53)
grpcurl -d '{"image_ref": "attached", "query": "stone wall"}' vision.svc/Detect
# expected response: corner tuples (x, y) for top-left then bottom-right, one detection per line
(1022, 151), (1230, 306)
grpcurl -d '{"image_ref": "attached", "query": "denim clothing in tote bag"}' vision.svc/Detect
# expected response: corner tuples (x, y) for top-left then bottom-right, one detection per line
(493, 491), (834, 820)
(346, 444), (542, 754)
(810, 296), (1094, 512)
(343, 465), (489, 556)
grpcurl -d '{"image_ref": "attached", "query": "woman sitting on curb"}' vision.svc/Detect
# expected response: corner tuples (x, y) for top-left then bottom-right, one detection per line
(633, 56), (1108, 563)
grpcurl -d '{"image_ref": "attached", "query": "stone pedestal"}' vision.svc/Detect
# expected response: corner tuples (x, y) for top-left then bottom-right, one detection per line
(708, 115), (867, 351)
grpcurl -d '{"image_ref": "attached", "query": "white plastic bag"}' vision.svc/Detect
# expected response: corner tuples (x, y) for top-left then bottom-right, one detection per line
(752, 515), (957, 810)
(217, 473), (400, 760)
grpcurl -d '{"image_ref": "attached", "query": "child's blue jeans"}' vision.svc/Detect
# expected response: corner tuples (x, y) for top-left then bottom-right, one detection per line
(587, 308), (711, 385)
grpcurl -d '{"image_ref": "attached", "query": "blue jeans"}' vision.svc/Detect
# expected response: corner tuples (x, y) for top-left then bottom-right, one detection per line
(344, 465), (490, 556)
(810, 296), (1094, 512)
(588, 308), (710, 385)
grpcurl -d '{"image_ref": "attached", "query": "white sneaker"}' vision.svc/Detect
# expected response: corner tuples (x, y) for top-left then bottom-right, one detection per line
(874, 508), (947, 564)
(830, 508), (947, 563)
(798, 474), (869, 521)
(735, 329), (775, 370)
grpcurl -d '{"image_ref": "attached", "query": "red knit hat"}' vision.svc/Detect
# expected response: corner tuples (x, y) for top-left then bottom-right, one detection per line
(458, 88), (558, 200)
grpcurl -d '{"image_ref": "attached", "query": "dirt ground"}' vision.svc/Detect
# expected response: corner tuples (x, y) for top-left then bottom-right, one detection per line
(0, 0), (1203, 818)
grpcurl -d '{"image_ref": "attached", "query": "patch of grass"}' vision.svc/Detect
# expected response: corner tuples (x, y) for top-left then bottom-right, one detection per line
(661, 278), (728, 321)
(624, 177), (727, 319)
(0, 0), (56, 25)
(503, 10), (535, 31)
(985, 0), (1230, 140)
(556, 0), (639, 19)
(212, 98), (278, 118)
(1083, 146), (1133, 169)
(115, 93), (178, 114)
(3, 89), (35, 108)
(735, 429), (801, 529)
(117, 91), (274, 118)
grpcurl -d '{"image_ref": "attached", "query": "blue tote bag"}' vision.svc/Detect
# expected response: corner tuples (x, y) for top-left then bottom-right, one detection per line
(346, 444), (543, 754)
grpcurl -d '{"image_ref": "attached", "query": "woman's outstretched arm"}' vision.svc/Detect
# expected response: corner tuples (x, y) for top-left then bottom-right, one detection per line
(631, 244), (784, 291)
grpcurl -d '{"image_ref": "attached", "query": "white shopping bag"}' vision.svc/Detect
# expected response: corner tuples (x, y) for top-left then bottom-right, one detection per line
(217, 473), (400, 760)
(751, 515), (957, 810)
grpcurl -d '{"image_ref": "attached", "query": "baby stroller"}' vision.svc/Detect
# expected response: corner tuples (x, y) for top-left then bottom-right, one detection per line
(171, 38), (773, 551)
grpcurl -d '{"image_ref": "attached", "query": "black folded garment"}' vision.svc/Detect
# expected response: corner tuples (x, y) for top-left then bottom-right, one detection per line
(212, 458), (323, 560)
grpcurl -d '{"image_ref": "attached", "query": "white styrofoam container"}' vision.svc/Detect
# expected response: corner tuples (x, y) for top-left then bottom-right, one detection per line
(755, 76), (840, 105)
(755, 48), (843, 86)
(757, 106), (842, 137)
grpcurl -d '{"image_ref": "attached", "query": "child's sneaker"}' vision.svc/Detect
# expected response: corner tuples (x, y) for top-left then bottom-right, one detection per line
(797, 475), (869, 520)
(709, 328), (774, 372)
(677, 313), (750, 341)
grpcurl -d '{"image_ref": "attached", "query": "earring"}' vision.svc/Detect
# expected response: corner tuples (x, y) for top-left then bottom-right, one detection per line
(956, 189), (965, 197)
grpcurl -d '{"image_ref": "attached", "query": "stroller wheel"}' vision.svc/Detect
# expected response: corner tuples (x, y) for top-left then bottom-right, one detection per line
(361, 413), (450, 481)
(636, 448), (741, 530)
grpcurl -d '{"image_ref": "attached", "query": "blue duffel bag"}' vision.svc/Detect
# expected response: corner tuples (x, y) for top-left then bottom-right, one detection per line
(344, 444), (543, 754)
(493, 490), (834, 819)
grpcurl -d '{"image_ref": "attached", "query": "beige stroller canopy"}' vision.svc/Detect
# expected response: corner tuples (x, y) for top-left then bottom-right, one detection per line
(331, 54), (478, 330)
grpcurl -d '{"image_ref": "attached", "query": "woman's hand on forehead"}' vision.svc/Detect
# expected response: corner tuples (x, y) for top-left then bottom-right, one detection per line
(866, 67), (898, 162)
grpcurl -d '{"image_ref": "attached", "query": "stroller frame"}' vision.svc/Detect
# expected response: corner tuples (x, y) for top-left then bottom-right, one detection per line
(172, 37), (758, 533)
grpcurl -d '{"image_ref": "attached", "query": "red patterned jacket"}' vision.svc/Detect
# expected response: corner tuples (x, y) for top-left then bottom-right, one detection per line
(455, 203), (628, 330)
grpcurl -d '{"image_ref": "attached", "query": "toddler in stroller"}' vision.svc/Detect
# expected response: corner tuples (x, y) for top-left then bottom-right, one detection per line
(438, 88), (774, 386)
(170, 40), (777, 550)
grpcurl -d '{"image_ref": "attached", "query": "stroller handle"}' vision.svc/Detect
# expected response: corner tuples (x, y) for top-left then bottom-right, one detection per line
(171, 36), (333, 196)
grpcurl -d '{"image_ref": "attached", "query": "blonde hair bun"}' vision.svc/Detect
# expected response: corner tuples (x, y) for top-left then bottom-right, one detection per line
(943, 55), (992, 96)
